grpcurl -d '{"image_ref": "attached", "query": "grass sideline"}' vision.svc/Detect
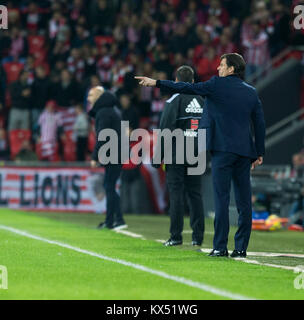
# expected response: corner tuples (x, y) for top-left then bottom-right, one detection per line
(0, 209), (303, 300)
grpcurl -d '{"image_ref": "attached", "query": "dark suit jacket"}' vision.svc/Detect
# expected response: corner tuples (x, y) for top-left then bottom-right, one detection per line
(156, 75), (265, 160)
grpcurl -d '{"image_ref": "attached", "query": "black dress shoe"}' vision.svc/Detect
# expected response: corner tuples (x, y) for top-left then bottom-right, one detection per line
(230, 250), (247, 258)
(208, 249), (228, 257)
(192, 240), (202, 246)
(163, 239), (182, 246)
(97, 222), (113, 230)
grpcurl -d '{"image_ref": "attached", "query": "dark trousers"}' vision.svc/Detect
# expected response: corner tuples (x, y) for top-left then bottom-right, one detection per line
(103, 164), (124, 228)
(76, 137), (88, 161)
(166, 164), (205, 243)
(211, 151), (252, 251)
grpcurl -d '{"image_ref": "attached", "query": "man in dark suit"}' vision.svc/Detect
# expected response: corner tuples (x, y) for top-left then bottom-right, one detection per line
(135, 53), (266, 258)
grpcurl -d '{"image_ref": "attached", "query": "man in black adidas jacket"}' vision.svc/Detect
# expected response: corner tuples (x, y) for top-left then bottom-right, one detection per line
(154, 66), (205, 247)
(88, 86), (127, 230)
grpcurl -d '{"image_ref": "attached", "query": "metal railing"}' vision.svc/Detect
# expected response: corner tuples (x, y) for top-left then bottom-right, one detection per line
(266, 108), (304, 137)
(265, 108), (304, 148)
(247, 46), (304, 85)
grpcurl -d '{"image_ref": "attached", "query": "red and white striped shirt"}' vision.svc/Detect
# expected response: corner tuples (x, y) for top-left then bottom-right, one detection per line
(38, 110), (62, 143)
(97, 55), (113, 83)
(242, 31), (269, 66)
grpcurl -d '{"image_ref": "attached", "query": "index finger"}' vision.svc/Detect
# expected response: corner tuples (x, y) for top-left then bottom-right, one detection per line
(134, 76), (145, 79)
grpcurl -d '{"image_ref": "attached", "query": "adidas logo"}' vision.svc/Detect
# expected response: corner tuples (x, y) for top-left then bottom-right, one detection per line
(185, 98), (203, 114)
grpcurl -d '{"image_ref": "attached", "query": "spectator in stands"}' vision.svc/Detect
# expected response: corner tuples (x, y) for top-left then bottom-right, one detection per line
(197, 47), (221, 81)
(153, 49), (174, 78)
(69, 0), (87, 30)
(0, 30), (11, 59)
(193, 30), (213, 65)
(162, 10), (178, 39)
(50, 38), (70, 65)
(15, 140), (38, 162)
(67, 48), (85, 82)
(291, 151), (304, 178)
(207, 0), (230, 26)
(96, 44), (114, 87)
(9, 27), (28, 61)
(53, 69), (80, 108)
(38, 100), (64, 161)
(49, 12), (70, 43)
(73, 104), (89, 161)
(288, 151), (304, 228)
(216, 32), (237, 57)
(31, 65), (51, 135)
(25, 2), (42, 34)
(90, 0), (115, 35)
(169, 24), (190, 55)
(242, 20), (270, 80)
(49, 60), (66, 84)
(251, 0), (269, 24)
(24, 56), (35, 84)
(120, 94), (139, 133)
(8, 70), (32, 131)
(0, 128), (9, 160)
(268, 1), (291, 57)
(82, 44), (98, 77)
(0, 65), (6, 110)
(205, 15), (223, 40)
(71, 24), (90, 49)
(181, 0), (205, 25)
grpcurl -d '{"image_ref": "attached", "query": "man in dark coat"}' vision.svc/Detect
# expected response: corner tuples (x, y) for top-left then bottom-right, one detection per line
(88, 86), (127, 230)
(135, 53), (266, 258)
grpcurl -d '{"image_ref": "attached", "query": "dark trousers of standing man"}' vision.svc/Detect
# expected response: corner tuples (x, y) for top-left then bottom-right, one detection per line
(166, 164), (205, 244)
(103, 164), (125, 228)
(211, 151), (252, 252)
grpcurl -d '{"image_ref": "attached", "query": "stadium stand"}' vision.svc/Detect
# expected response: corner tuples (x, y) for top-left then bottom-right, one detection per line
(1, 0), (303, 163)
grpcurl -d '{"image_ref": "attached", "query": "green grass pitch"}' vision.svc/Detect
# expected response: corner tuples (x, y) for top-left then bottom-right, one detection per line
(0, 209), (303, 300)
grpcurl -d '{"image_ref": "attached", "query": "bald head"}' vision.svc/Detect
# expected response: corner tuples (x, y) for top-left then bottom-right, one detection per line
(87, 86), (105, 106)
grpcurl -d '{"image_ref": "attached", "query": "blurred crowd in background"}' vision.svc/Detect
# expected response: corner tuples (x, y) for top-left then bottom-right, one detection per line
(0, 0), (303, 163)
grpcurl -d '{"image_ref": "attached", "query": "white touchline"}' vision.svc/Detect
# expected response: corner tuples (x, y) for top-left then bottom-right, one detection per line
(0, 224), (256, 300)
(114, 229), (145, 239)
(233, 258), (299, 272)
